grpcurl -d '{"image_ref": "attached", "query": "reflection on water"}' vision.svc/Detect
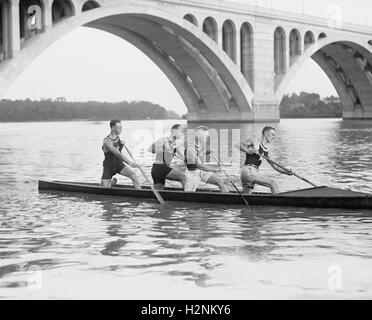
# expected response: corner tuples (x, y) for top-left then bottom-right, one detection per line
(0, 119), (372, 299)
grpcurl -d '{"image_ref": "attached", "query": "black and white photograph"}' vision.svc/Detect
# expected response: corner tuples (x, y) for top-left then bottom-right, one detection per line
(0, 0), (371, 304)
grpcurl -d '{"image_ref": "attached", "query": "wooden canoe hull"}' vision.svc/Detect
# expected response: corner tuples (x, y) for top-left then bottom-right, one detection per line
(38, 180), (372, 210)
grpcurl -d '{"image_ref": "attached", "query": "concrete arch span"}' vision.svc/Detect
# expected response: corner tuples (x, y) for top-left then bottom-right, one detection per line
(0, 3), (255, 123)
(275, 35), (372, 119)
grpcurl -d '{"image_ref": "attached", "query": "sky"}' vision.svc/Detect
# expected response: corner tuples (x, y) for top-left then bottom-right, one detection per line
(4, 0), (372, 114)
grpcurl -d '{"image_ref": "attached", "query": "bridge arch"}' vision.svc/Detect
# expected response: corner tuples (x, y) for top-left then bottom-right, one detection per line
(20, 0), (45, 42)
(82, 1), (100, 12)
(275, 36), (372, 119)
(0, 0), (11, 61)
(202, 16), (218, 43)
(183, 14), (198, 27)
(304, 31), (315, 49)
(274, 27), (286, 75)
(289, 29), (301, 65)
(52, 0), (75, 24)
(240, 22), (253, 88)
(222, 20), (236, 62)
(0, 4), (254, 122)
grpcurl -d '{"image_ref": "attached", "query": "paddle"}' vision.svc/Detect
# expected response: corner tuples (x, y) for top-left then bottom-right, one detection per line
(260, 154), (318, 188)
(210, 152), (251, 210)
(124, 145), (165, 205)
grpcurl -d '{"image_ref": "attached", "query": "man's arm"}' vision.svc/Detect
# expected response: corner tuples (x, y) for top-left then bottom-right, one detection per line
(235, 138), (258, 154)
(264, 155), (293, 175)
(186, 147), (220, 173)
(148, 143), (156, 154)
(175, 147), (185, 161)
(104, 140), (137, 167)
(148, 138), (164, 154)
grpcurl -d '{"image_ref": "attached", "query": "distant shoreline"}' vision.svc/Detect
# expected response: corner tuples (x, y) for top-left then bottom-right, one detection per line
(0, 99), (182, 122)
(0, 93), (343, 121)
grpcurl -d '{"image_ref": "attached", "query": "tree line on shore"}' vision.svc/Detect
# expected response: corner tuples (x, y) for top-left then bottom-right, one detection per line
(280, 92), (342, 118)
(0, 98), (181, 122)
(0, 92), (343, 122)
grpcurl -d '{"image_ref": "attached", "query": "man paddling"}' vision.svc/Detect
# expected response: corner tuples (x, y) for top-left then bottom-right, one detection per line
(148, 124), (186, 189)
(184, 126), (228, 192)
(101, 119), (141, 189)
(238, 126), (293, 194)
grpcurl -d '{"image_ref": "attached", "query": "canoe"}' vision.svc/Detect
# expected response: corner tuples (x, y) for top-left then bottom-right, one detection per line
(38, 180), (372, 210)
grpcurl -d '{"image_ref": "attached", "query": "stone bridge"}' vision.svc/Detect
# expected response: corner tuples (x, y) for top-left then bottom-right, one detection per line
(1, 0), (372, 122)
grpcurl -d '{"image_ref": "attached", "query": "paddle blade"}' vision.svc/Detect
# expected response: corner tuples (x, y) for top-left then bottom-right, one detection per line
(154, 191), (165, 206)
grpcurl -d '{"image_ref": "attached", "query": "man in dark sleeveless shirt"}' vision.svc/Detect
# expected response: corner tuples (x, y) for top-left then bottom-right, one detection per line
(148, 124), (186, 189)
(237, 126), (293, 194)
(101, 119), (141, 189)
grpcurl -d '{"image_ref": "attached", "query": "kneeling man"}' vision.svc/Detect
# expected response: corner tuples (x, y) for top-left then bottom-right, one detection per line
(238, 126), (292, 194)
(101, 119), (141, 189)
(184, 126), (228, 193)
(148, 124), (186, 190)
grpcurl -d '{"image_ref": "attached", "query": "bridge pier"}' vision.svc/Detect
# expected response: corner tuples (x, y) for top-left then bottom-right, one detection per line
(187, 101), (280, 123)
(43, 0), (53, 31)
(187, 111), (253, 123)
(10, 0), (20, 56)
(343, 108), (372, 120)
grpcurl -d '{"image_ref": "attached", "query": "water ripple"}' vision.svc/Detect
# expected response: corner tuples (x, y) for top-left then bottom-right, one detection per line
(0, 120), (371, 299)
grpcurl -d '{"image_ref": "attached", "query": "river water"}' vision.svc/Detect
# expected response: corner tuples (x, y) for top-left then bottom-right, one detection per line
(0, 119), (371, 299)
